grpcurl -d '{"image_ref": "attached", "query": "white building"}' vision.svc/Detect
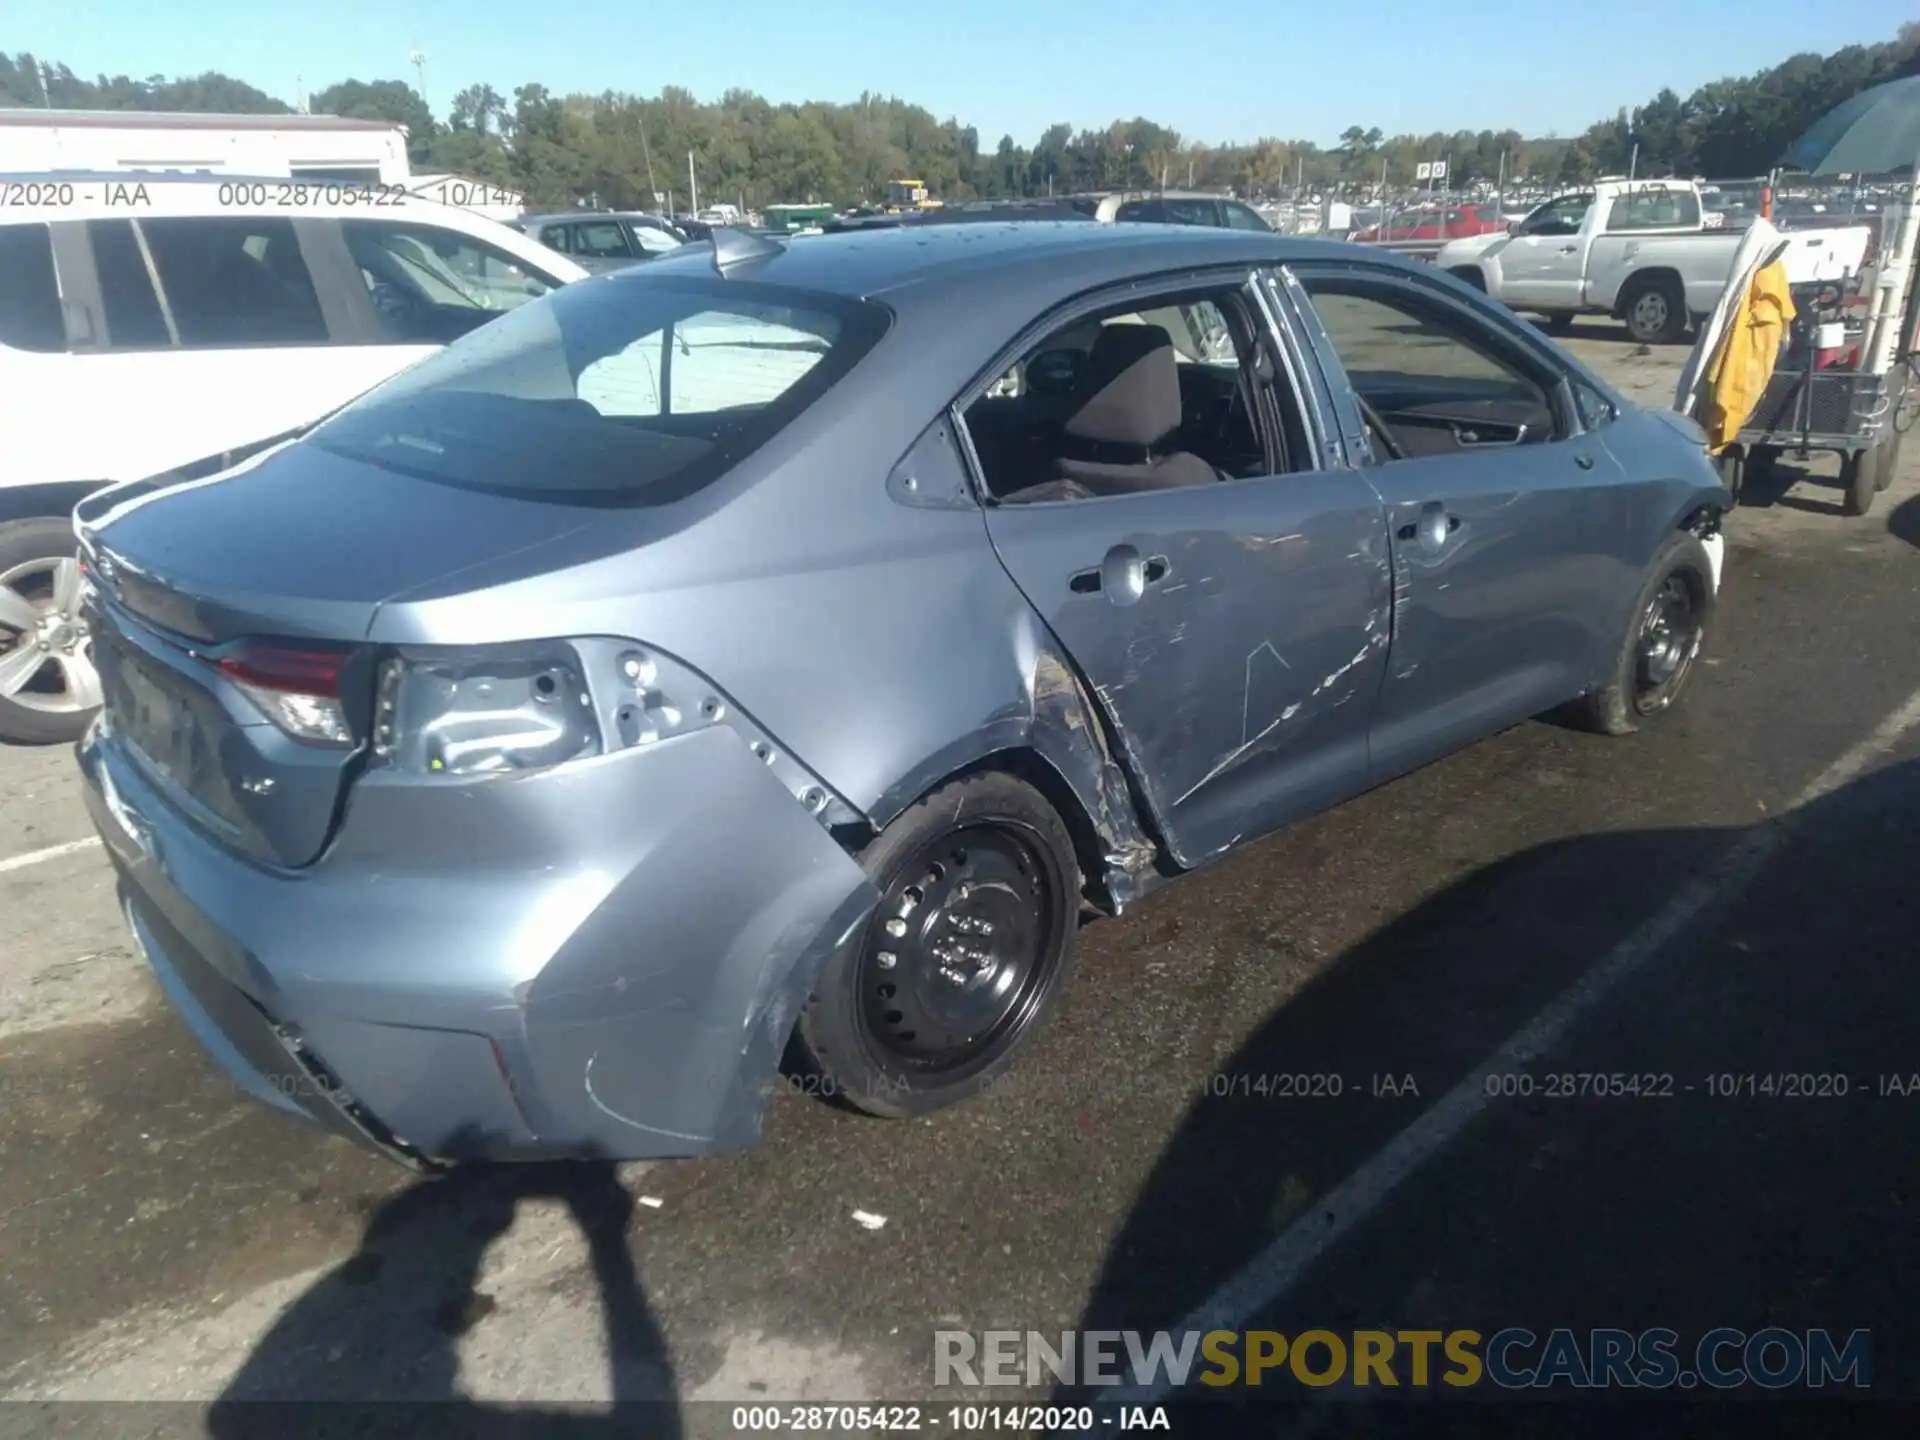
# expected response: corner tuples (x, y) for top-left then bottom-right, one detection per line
(0, 109), (411, 184)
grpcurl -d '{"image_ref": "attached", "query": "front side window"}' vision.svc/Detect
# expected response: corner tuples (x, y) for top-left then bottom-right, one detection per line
(310, 276), (888, 505)
(1301, 279), (1557, 462)
(87, 217), (327, 348)
(1223, 202), (1271, 233)
(344, 220), (561, 344)
(1607, 187), (1702, 232)
(1517, 193), (1595, 238)
(0, 224), (65, 353)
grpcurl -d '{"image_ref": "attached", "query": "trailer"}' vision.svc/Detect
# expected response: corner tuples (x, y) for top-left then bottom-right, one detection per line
(0, 108), (411, 185)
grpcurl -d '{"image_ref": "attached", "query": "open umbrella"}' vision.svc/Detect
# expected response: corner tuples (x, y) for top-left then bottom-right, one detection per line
(1782, 74), (1920, 176)
(1783, 74), (1920, 376)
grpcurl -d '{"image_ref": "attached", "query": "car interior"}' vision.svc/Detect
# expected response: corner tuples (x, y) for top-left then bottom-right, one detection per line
(1301, 283), (1559, 461)
(962, 292), (1275, 504)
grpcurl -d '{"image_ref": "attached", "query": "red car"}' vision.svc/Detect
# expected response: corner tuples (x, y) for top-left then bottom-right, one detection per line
(1352, 204), (1507, 242)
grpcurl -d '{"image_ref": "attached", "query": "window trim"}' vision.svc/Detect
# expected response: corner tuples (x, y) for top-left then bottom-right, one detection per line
(950, 265), (1313, 507)
(1284, 262), (1583, 455)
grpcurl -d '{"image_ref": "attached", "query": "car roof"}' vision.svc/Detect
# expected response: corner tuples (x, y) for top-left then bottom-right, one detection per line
(0, 172), (592, 280)
(626, 220), (1390, 312)
(520, 210), (671, 225)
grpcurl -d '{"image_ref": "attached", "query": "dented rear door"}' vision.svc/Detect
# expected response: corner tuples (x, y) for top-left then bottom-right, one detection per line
(983, 474), (1390, 869)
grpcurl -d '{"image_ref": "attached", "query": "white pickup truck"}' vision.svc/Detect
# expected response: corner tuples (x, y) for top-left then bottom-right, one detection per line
(1434, 179), (1873, 344)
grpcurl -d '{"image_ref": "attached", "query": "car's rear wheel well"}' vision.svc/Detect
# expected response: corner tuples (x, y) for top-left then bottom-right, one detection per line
(1447, 265), (1486, 291)
(851, 749), (1113, 914)
(955, 749), (1111, 910)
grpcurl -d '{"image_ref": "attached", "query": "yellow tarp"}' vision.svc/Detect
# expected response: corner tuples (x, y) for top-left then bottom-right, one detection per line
(1701, 260), (1796, 452)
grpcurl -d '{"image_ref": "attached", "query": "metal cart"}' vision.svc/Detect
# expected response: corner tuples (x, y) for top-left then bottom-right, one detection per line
(1719, 249), (1918, 516)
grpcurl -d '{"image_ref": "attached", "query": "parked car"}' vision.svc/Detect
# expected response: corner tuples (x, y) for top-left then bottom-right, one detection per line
(1350, 203), (1506, 243)
(0, 174), (588, 744)
(1072, 190), (1273, 231)
(1434, 179), (1871, 343)
(513, 210), (686, 272)
(76, 224), (1728, 1167)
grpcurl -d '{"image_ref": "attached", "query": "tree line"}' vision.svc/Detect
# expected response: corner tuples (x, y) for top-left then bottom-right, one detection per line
(3, 25), (1915, 214)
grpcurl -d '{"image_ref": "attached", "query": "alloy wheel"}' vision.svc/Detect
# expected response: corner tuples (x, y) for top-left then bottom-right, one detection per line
(0, 556), (100, 716)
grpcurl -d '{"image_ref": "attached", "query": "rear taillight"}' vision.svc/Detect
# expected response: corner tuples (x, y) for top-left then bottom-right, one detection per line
(214, 641), (355, 747)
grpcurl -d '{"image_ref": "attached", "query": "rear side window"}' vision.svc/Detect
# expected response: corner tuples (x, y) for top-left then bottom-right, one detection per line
(571, 221), (634, 259)
(87, 218), (327, 348)
(142, 218), (327, 346)
(1608, 188), (1703, 231)
(1162, 198), (1220, 227)
(311, 276), (890, 505)
(0, 224), (65, 352)
(1115, 199), (1162, 223)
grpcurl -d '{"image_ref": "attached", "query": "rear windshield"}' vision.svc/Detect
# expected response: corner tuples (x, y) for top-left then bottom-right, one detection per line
(310, 275), (889, 504)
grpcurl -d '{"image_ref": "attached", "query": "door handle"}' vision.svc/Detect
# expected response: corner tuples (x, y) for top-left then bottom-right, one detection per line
(1574, 453), (1596, 470)
(1070, 546), (1167, 605)
(1558, 244), (1578, 253)
(1397, 501), (1461, 551)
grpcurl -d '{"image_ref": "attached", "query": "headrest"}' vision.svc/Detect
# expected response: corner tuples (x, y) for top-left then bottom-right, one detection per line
(1064, 325), (1182, 448)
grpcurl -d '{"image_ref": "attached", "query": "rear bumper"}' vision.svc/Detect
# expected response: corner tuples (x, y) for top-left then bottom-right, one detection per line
(80, 720), (879, 1164)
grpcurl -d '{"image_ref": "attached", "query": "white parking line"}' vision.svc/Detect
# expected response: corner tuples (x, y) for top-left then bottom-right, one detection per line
(0, 837), (101, 875)
(1113, 684), (1920, 1405)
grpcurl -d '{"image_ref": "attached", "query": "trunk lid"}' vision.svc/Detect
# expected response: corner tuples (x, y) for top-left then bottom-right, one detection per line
(76, 441), (612, 868)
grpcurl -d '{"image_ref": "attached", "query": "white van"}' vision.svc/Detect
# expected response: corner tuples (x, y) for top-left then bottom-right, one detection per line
(0, 173), (588, 742)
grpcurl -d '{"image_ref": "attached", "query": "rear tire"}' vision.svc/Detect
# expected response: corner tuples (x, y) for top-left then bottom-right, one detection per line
(1543, 311), (1576, 334)
(1746, 445), (1777, 488)
(0, 516), (99, 746)
(1873, 428), (1904, 493)
(794, 771), (1080, 1120)
(1564, 531), (1716, 736)
(1620, 275), (1688, 345)
(1448, 266), (1486, 291)
(1841, 448), (1876, 517)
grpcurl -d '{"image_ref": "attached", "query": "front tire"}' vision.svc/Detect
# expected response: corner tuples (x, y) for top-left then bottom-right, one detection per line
(0, 516), (101, 746)
(795, 771), (1080, 1119)
(1565, 531), (1716, 735)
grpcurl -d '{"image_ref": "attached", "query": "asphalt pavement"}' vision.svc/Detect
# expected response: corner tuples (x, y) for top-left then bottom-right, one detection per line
(1, 326), (1918, 1438)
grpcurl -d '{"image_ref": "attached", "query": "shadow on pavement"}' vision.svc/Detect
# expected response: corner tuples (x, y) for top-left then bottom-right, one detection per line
(209, 1146), (678, 1437)
(1889, 493), (1920, 550)
(1071, 756), (1919, 1430)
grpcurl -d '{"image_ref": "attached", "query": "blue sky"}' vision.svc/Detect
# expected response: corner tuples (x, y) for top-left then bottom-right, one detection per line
(6, 0), (1911, 146)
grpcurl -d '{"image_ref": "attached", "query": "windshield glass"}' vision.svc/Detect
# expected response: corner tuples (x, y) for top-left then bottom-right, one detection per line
(311, 276), (889, 504)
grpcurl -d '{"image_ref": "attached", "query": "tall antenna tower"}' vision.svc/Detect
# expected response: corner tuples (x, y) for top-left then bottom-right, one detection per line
(408, 46), (428, 108)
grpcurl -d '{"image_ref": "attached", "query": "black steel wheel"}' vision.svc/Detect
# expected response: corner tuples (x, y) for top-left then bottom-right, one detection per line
(794, 771), (1079, 1118)
(1562, 530), (1717, 736)
(1633, 571), (1705, 716)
